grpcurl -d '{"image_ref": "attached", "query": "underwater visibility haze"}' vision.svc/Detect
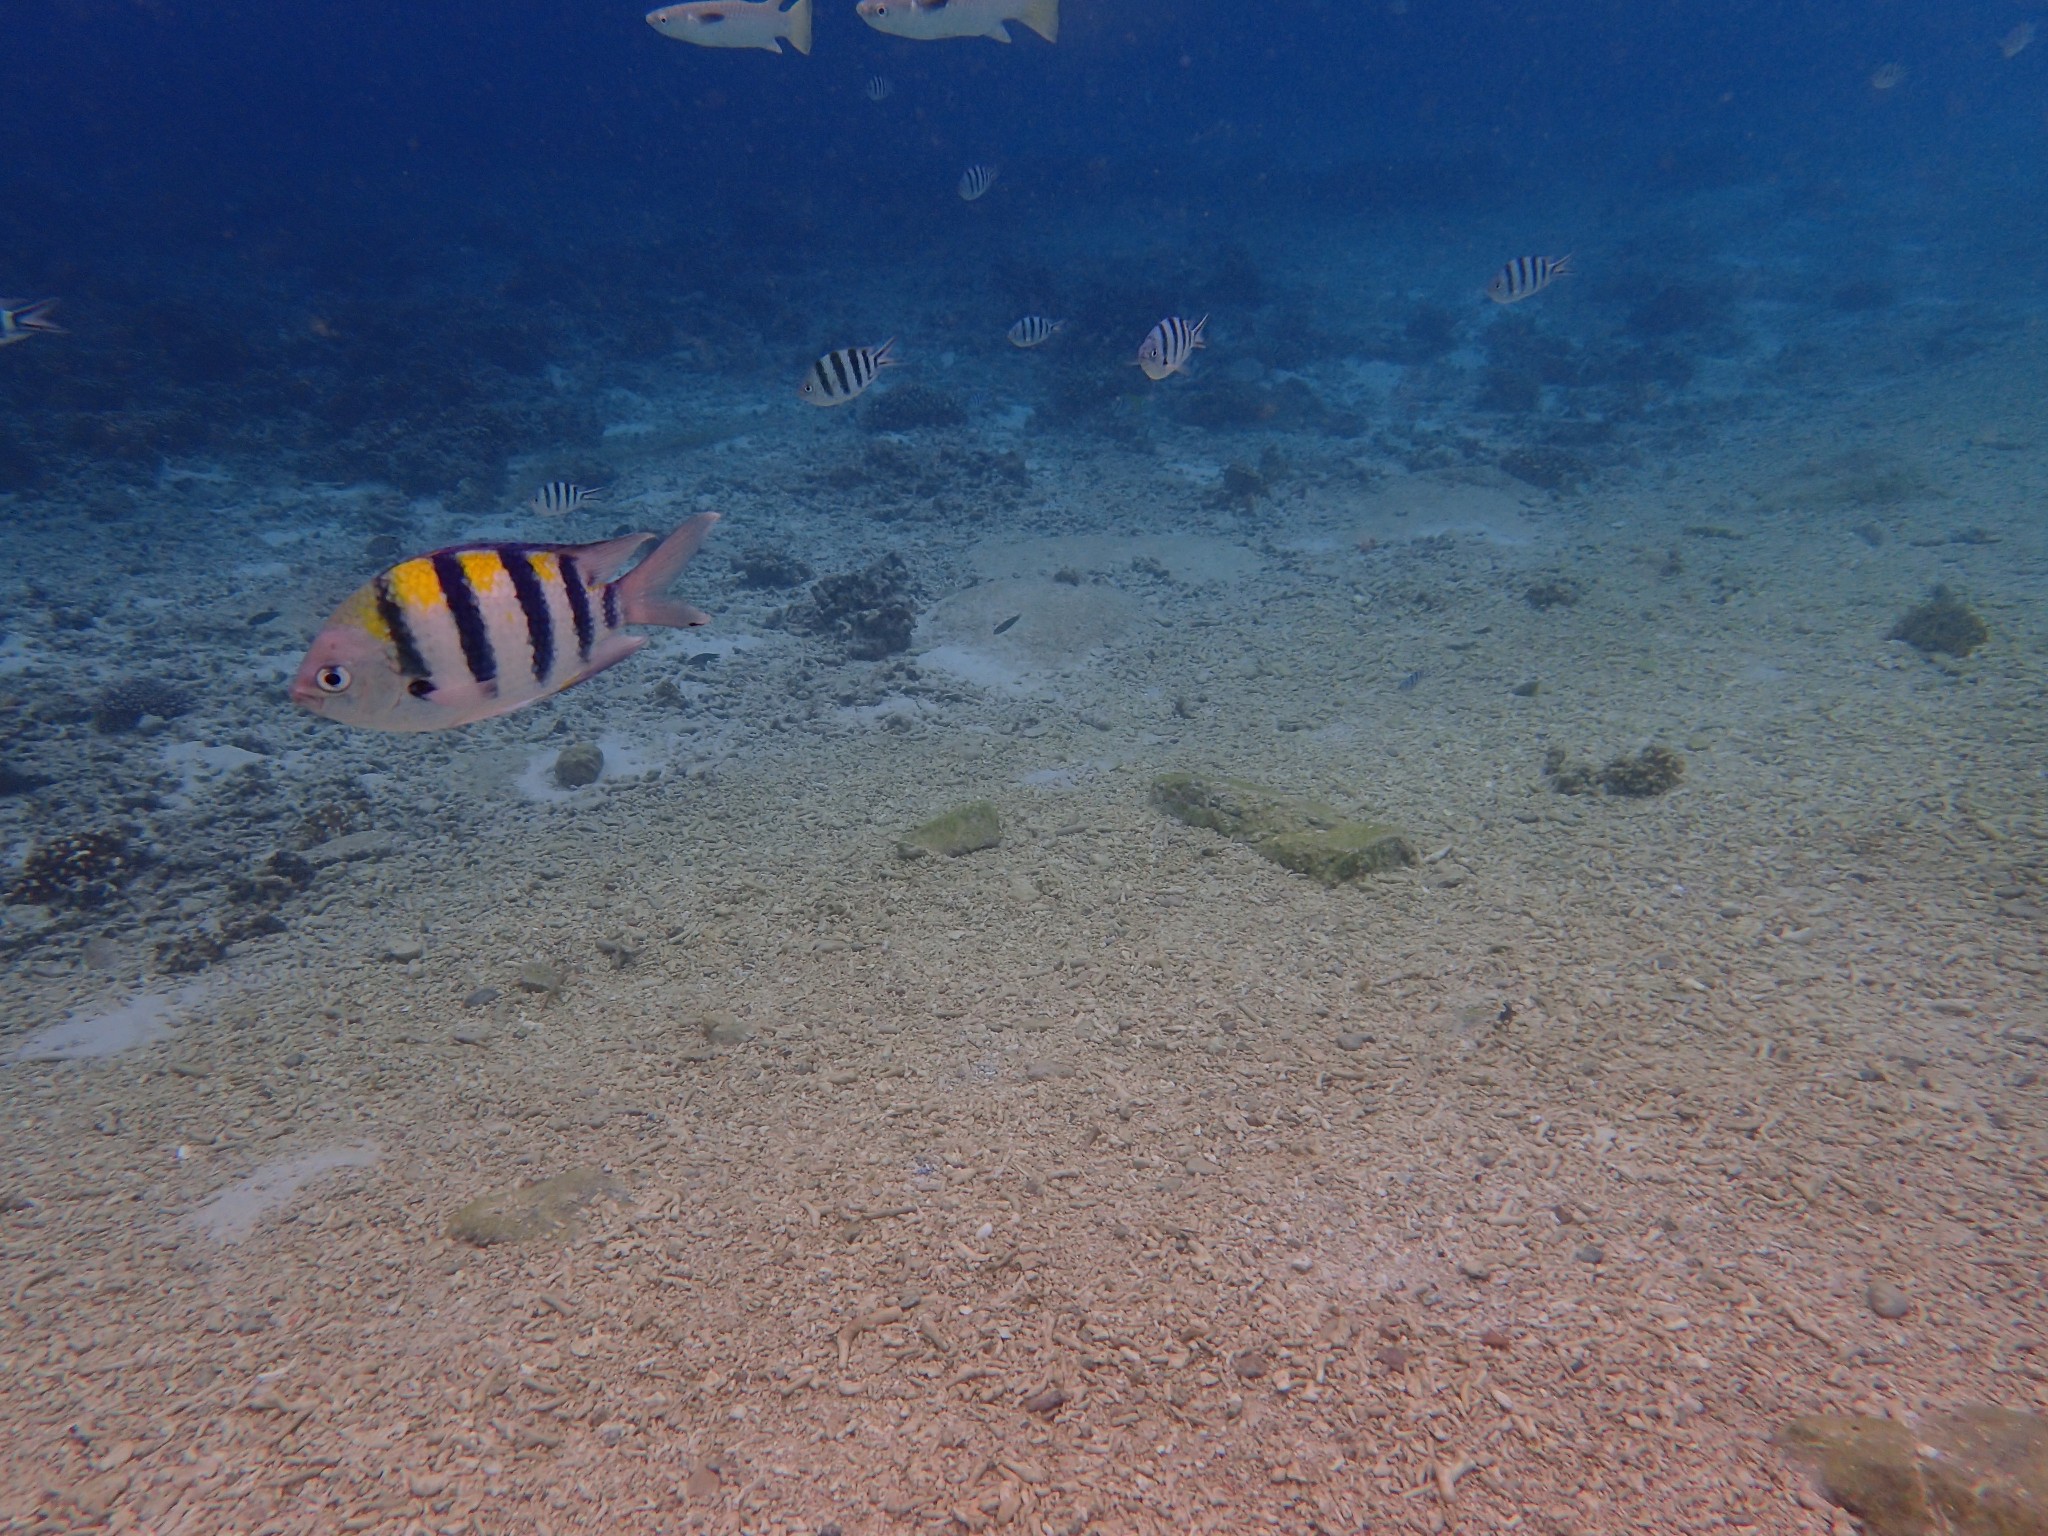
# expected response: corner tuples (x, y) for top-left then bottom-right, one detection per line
(2, 0), (2047, 1531)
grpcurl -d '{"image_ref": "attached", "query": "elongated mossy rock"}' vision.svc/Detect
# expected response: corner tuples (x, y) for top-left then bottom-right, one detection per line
(898, 800), (1002, 859)
(1150, 773), (1416, 885)
(447, 1166), (613, 1247)
(1778, 1408), (2048, 1536)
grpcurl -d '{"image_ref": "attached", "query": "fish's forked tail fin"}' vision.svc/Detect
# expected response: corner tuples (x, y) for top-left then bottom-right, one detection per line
(784, 0), (813, 55)
(1019, 0), (1058, 42)
(874, 337), (900, 369)
(1192, 313), (1209, 348)
(12, 298), (61, 334)
(618, 512), (719, 628)
(1552, 254), (1575, 280)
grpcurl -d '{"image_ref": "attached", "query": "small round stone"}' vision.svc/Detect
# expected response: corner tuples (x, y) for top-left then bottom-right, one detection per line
(553, 742), (605, 789)
(1573, 1244), (1606, 1265)
(1866, 1280), (1911, 1320)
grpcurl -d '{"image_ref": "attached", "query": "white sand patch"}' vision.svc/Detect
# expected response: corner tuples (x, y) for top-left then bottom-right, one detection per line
(160, 741), (267, 803)
(514, 732), (671, 802)
(968, 533), (1261, 588)
(7, 984), (208, 1063)
(916, 579), (1144, 696)
(186, 1145), (379, 1244)
(1353, 475), (1543, 545)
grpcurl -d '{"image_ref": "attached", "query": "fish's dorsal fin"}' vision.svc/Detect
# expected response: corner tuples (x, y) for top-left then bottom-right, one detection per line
(567, 532), (658, 586)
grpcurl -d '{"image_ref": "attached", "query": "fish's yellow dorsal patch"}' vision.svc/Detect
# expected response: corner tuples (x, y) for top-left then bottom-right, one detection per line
(387, 557), (444, 613)
(338, 583), (391, 643)
(458, 548), (509, 595)
(528, 550), (562, 586)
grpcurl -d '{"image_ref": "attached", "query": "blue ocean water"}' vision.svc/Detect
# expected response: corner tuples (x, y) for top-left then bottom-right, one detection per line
(3, 1), (2046, 1531)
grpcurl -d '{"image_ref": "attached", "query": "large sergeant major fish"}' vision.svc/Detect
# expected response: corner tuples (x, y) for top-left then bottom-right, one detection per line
(291, 515), (720, 731)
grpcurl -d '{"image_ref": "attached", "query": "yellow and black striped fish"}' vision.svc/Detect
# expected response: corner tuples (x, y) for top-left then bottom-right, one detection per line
(957, 163), (999, 201)
(1485, 254), (1573, 305)
(1007, 315), (1065, 348)
(290, 515), (719, 732)
(798, 339), (898, 406)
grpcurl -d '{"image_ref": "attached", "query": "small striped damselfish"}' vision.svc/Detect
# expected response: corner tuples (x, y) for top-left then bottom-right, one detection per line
(1007, 315), (1064, 348)
(290, 515), (719, 732)
(957, 164), (999, 201)
(529, 481), (604, 517)
(798, 339), (898, 406)
(1485, 254), (1573, 305)
(1136, 314), (1205, 381)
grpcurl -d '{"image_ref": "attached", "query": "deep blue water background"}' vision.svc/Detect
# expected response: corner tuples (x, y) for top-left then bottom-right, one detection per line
(3, 0), (2044, 497)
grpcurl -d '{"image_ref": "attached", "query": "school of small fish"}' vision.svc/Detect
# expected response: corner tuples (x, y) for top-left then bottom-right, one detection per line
(261, 1), (2011, 734)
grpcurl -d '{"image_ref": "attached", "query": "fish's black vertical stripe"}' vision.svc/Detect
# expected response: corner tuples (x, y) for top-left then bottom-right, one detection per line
(374, 574), (431, 680)
(829, 350), (852, 396)
(561, 553), (595, 663)
(603, 582), (621, 631)
(501, 546), (554, 683)
(431, 551), (497, 686)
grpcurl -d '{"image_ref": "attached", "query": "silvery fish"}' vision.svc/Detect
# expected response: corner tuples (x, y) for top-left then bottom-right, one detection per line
(2001, 21), (2035, 58)
(1136, 314), (1205, 381)
(865, 73), (895, 100)
(1007, 315), (1065, 348)
(1485, 254), (1572, 304)
(0, 297), (62, 348)
(291, 515), (719, 732)
(958, 164), (999, 201)
(646, 0), (812, 54)
(856, 0), (1057, 44)
(529, 481), (605, 517)
(799, 339), (898, 405)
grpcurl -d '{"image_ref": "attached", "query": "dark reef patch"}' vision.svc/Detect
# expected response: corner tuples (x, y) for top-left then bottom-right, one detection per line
(784, 556), (919, 660)
(1545, 745), (1686, 798)
(92, 679), (196, 734)
(1890, 585), (1988, 659)
(7, 831), (142, 910)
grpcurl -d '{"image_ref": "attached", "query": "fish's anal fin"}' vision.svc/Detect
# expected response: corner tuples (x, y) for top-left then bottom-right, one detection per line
(986, 19), (1013, 40)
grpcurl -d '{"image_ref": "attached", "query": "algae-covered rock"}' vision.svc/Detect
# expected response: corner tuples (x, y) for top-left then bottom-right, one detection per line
(898, 801), (1002, 859)
(1778, 1407), (2048, 1536)
(447, 1166), (613, 1247)
(553, 742), (605, 789)
(1150, 773), (1415, 885)
(1891, 584), (1989, 659)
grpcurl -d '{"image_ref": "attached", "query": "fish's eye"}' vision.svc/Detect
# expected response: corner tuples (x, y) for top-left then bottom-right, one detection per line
(314, 664), (351, 693)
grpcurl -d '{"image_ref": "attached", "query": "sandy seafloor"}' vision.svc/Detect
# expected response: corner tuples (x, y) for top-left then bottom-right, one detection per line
(1, 189), (2046, 1536)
